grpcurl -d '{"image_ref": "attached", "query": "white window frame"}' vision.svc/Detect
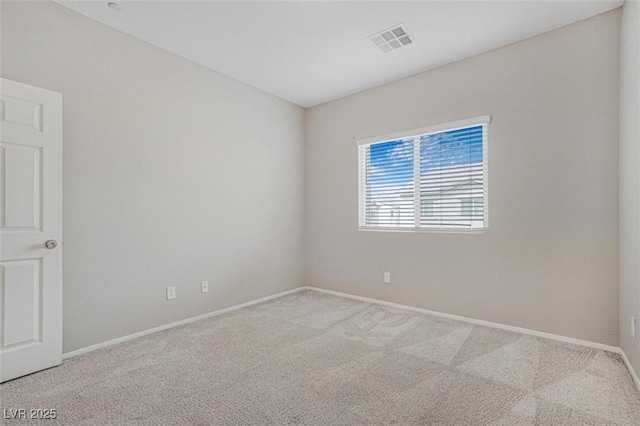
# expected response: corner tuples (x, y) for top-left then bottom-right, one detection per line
(357, 115), (490, 233)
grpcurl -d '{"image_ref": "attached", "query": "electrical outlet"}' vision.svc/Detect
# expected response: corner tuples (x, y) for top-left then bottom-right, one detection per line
(201, 280), (209, 294)
(384, 272), (391, 284)
(632, 316), (637, 339)
(166, 286), (176, 300)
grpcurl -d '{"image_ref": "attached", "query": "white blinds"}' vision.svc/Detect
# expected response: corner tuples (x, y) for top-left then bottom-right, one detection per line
(358, 117), (488, 231)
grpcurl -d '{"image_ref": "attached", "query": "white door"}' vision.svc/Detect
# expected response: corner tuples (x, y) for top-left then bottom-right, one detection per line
(0, 79), (63, 382)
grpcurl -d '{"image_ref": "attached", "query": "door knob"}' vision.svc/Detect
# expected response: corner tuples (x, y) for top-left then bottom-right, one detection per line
(45, 240), (58, 249)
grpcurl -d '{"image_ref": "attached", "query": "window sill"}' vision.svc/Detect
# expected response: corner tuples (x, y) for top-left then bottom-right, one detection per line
(358, 226), (488, 234)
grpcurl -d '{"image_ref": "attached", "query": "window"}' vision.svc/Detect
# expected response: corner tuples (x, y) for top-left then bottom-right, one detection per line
(461, 197), (484, 218)
(358, 116), (489, 232)
(421, 199), (434, 217)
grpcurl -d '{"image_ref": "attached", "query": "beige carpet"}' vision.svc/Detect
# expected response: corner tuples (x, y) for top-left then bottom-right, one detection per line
(2, 290), (639, 425)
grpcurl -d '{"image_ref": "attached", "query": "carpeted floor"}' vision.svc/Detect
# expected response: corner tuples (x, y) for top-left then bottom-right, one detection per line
(2, 290), (639, 425)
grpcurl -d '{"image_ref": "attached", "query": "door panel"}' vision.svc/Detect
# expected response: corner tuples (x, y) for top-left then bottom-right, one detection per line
(2, 259), (42, 347)
(0, 79), (62, 383)
(1, 143), (43, 230)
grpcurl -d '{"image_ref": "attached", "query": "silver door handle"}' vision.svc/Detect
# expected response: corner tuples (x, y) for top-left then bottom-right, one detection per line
(45, 240), (58, 249)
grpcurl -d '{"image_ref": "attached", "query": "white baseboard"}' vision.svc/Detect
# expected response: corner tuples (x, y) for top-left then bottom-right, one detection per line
(62, 287), (306, 360)
(301, 286), (620, 353)
(619, 349), (640, 392)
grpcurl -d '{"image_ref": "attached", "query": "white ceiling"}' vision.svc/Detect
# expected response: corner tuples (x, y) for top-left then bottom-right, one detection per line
(57, 0), (623, 108)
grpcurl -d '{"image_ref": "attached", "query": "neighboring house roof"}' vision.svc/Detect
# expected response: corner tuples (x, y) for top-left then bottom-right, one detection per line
(367, 162), (484, 211)
(395, 162), (483, 197)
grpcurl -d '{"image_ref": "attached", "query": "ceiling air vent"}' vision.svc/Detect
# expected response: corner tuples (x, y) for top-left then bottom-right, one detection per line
(369, 24), (413, 53)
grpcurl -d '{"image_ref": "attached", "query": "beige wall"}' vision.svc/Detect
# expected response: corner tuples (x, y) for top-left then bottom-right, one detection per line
(305, 11), (621, 346)
(620, 0), (640, 373)
(1, 1), (305, 353)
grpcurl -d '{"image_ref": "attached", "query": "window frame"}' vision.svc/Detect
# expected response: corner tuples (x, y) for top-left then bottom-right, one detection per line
(357, 115), (490, 233)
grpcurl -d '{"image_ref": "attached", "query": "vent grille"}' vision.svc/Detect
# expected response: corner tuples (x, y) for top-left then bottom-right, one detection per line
(369, 24), (413, 53)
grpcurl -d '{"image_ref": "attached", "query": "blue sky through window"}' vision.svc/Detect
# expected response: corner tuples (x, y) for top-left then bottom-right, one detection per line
(368, 138), (413, 186)
(367, 125), (484, 188)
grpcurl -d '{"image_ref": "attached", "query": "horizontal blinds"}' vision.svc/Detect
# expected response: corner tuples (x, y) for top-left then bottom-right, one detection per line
(361, 138), (415, 228)
(359, 123), (486, 230)
(420, 125), (484, 228)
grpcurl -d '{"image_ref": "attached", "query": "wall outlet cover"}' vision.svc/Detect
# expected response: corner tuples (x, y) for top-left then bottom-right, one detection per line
(166, 286), (176, 300)
(201, 281), (209, 293)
